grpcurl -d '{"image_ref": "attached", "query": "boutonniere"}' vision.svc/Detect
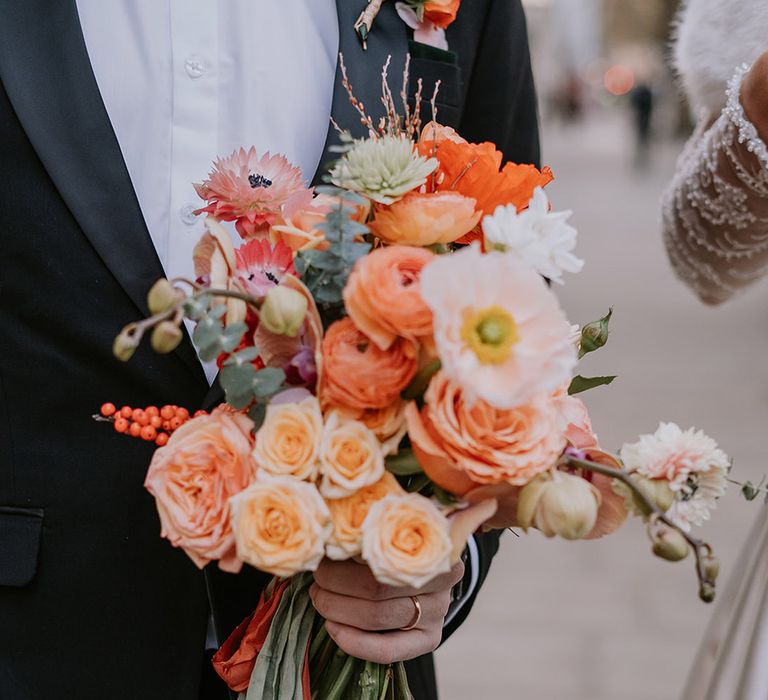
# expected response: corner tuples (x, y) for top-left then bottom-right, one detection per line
(355, 0), (461, 51)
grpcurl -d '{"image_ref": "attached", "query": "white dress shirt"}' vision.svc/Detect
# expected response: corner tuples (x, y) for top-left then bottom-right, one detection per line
(75, 0), (338, 285)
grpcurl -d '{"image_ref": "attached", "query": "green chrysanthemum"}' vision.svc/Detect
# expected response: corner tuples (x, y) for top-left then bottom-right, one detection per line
(329, 135), (438, 205)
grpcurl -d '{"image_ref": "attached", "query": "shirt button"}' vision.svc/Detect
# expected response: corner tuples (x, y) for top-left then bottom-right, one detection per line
(180, 203), (200, 226)
(184, 56), (205, 79)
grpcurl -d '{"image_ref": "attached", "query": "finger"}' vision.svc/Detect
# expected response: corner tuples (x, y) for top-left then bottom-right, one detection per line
(310, 585), (450, 632)
(325, 621), (442, 665)
(314, 558), (465, 600)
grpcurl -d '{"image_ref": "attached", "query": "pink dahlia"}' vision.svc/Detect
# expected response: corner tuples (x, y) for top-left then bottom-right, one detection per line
(234, 239), (296, 299)
(194, 148), (313, 239)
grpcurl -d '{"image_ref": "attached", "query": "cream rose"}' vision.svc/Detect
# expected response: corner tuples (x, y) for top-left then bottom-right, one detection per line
(144, 409), (257, 573)
(230, 479), (331, 578)
(319, 412), (385, 499)
(326, 472), (405, 560)
(361, 493), (452, 587)
(253, 395), (323, 481)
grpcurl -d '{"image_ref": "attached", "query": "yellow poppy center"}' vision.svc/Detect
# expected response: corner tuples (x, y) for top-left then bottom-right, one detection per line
(461, 305), (518, 364)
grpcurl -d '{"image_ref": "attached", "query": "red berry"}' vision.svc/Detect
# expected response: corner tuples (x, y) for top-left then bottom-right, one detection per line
(114, 417), (129, 433)
(162, 420), (172, 432)
(129, 422), (142, 437)
(160, 406), (174, 420)
(155, 432), (169, 447)
(175, 407), (190, 421)
(100, 403), (116, 417)
(193, 410), (207, 418)
(145, 406), (159, 417)
(169, 417), (183, 430)
(120, 406), (132, 419)
(150, 416), (163, 429)
(140, 425), (157, 441)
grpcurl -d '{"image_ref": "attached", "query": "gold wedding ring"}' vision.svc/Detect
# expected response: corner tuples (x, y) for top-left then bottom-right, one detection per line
(399, 595), (422, 631)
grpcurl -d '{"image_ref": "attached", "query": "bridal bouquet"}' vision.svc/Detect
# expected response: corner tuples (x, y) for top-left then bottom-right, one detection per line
(101, 58), (731, 698)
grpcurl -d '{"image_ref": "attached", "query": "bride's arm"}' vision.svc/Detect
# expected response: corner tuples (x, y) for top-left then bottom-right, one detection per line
(662, 53), (768, 305)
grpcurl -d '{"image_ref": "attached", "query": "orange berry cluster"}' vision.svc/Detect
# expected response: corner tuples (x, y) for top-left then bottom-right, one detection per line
(99, 403), (206, 447)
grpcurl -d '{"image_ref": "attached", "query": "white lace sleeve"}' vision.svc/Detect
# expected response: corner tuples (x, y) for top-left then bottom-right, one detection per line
(662, 64), (768, 304)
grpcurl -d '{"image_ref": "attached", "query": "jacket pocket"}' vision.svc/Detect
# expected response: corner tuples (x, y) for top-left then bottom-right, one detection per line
(0, 506), (44, 587)
(408, 49), (464, 128)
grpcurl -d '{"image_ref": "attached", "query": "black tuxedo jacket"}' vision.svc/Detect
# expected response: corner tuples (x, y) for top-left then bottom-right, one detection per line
(0, 1), (539, 698)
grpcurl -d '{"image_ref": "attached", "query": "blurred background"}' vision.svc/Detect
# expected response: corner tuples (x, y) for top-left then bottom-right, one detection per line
(435, 1), (768, 698)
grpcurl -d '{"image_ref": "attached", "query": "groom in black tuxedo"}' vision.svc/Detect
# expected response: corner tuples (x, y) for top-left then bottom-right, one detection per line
(0, 1), (540, 698)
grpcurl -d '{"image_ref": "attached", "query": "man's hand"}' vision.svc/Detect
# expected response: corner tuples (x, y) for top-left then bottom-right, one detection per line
(310, 558), (465, 664)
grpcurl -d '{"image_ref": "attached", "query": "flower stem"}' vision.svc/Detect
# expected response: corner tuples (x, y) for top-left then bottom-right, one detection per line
(394, 661), (413, 700)
(324, 653), (358, 700)
(565, 454), (716, 601)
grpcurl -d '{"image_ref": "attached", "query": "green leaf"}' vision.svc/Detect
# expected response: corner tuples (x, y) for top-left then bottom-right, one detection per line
(219, 363), (258, 409)
(248, 402), (267, 430)
(401, 359), (441, 401)
(223, 346), (261, 366)
(742, 482), (759, 501)
(432, 485), (459, 507)
(404, 472), (431, 493)
(385, 449), (424, 476)
(220, 322), (247, 352)
(568, 374), (617, 395)
(252, 367), (286, 399)
(183, 297), (209, 321)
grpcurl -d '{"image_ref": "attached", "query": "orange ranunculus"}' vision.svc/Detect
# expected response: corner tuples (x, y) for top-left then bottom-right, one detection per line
(343, 245), (435, 350)
(406, 371), (566, 496)
(418, 137), (553, 241)
(144, 409), (257, 572)
(423, 0), (461, 29)
(321, 317), (418, 411)
(368, 191), (481, 246)
(326, 471), (404, 560)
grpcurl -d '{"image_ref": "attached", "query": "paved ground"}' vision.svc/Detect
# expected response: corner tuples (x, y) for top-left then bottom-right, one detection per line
(434, 112), (768, 700)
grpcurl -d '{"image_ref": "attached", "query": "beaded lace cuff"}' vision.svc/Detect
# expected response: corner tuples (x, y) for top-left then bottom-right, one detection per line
(725, 63), (768, 172)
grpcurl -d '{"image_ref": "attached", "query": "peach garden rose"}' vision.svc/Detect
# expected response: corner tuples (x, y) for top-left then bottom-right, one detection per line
(406, 371), (566, 496)
(230, 478), (331, 578)
(326, 472), (405, 560)
(144, 409), (257, 573)
(252, 394), (323, 482)
(361, 493), (453, 588)
(319, 412), (385, 499)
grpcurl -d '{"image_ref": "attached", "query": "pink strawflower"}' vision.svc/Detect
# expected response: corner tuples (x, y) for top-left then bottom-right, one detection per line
(234, 239), (296, 299)
(194, 148), (313, 239)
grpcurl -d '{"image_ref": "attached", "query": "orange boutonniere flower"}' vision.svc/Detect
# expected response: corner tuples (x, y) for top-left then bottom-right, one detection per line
(423, 0), (461, 29)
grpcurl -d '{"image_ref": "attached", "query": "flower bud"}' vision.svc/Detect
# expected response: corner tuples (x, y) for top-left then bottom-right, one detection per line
(579, 309), (612, 356)
(650, 526), (689, 562)
(259, 285), (308, 337)
(702, 555), (720, 582)
(699, 582), (716, 603)
(147, 279), (182, 315)
(151, 321), (183, 354)
(615, 475), (675, 517)
(113, 328), (139, 362)
(517, 472), (601, 540)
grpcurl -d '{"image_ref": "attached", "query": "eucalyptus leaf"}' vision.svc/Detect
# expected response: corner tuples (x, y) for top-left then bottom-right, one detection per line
(223, 346), (261, 366)
(248, 402), (267, 430)
(253, 367), (286, 399)
(221, 322), (248, 352)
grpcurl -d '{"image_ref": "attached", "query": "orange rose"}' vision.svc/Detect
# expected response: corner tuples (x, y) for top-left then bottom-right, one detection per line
(333, 399), (408, 456)
(406, 372), (566, 496)
(343, 245), (434, 350)
(326, 471), (404, 560)
(321, 317), (418, 411)
(252, 395), (323, 481)
(361, 493), (453, 587)
(144, 409), (257, 573)
(230, 479), (331, 577)
(423, 0), (461, 29)
(368, 191), (481, 246)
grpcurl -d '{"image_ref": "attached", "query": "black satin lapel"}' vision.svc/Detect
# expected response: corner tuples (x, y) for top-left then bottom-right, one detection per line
(314, 0), (410, 183)
(0, 0), (204, 381)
